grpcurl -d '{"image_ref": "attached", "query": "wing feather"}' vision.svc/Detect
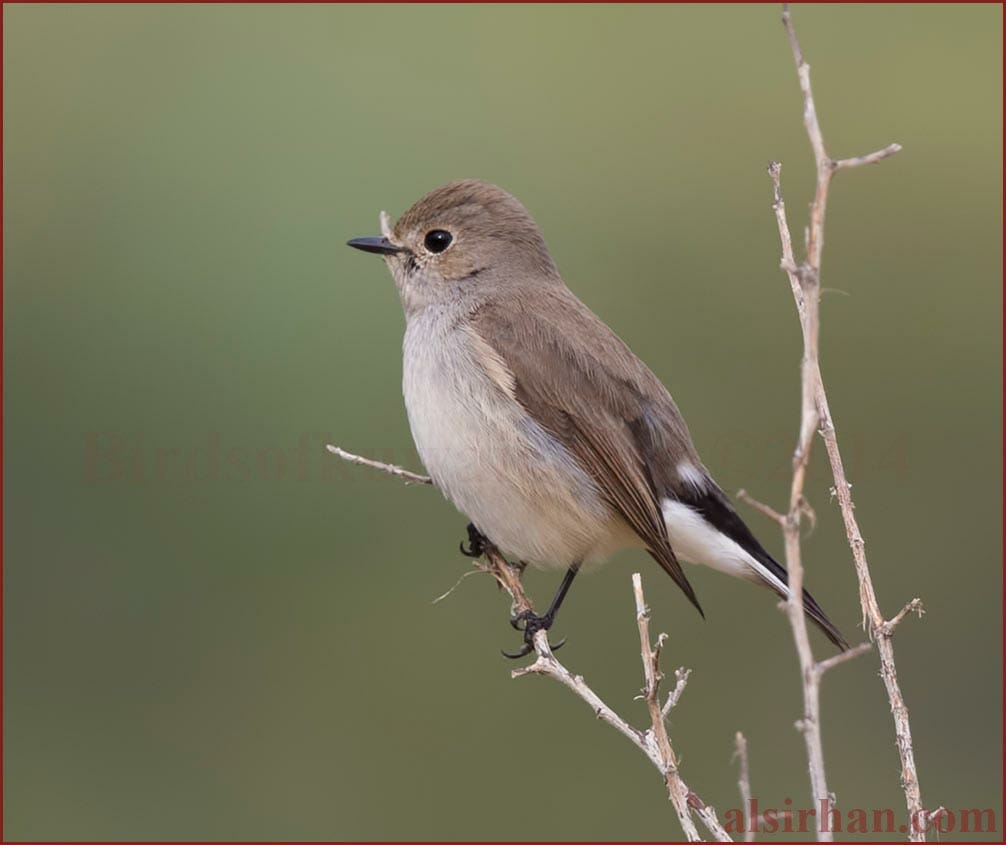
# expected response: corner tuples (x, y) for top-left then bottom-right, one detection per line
(470, 290), (703, 615)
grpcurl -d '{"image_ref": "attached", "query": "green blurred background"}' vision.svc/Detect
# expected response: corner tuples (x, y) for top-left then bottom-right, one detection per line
(4, 3), (1001, 841)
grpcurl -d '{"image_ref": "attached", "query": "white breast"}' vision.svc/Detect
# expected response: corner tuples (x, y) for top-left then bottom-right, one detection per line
(402, 308), (627, 568)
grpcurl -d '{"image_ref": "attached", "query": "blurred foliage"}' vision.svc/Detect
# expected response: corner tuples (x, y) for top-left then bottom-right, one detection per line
(3, 3), (1001, 841)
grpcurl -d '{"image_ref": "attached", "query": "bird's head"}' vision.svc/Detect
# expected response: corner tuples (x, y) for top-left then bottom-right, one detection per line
(348, 179), (559, 313)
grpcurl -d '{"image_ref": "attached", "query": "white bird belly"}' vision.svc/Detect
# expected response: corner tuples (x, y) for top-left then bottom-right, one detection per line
(402, 313), (629, 568)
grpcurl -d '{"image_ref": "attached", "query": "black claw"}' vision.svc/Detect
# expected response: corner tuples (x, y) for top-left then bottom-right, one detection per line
(500, 564), (579, 659)
(510, 609), (532, 631)
(459, 523), (488, 558)
(501, 610), (566, 659)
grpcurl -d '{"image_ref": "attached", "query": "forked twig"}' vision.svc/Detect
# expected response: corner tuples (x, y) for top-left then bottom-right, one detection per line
(736, 5), (928, 840)
(329, 445), (731, 841)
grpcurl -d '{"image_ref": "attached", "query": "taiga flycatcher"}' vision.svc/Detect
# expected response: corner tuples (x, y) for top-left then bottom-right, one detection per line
(349, 179), (847, 657)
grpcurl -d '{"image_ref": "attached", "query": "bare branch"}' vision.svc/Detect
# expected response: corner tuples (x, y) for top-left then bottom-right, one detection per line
(694, 801), (733, 844)
(764, 165), (831, 839)
(733, 732), (756, 842)
(632, 574), (704, 840)
(814, 642), (872, 677)
(764, 4), (924, 840)
(505, 566), (732, 842)
(662, 667), (692, 718)
(736, 489), (786, 526)
(879, 597), (925, 637)
(324, 445), (728, 842)
(766, 161), (805, 315)
(833, 144), (903, 170)
(326, 444), (432, 485)
(920, 806), (948, 835)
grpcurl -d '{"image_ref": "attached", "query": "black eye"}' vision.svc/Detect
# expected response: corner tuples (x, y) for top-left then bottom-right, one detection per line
(424, 229), (453, 253)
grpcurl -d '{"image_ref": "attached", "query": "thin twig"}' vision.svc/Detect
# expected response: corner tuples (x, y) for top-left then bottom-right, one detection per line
(511, 567), (732, 842)
(733, 732), (755, 842)
(920, 807), (948, 836)
(833, 144), (903, 170)
(880, 598), (925, 637)
(747, 4), (927, 840)
(736, 490), (785, 526)
(662, 667), (692, 718)
(814, 642), (872, 677)
(328, 441), (732, 842)
(430, 569), (482, 605)
(632, 574), (703, 840)
(325, 444), (432, 485)
(768, 157), (832, 839)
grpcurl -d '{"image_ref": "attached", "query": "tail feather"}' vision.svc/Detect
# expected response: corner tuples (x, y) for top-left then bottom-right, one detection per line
(668, 483), (850, 651)
(740, 542), (850, 651)
(647, 547), (705, 619)
(781, 574), (850, 651)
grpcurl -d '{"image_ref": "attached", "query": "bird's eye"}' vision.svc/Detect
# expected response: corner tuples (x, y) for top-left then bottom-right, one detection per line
(424, 229), (453, 254)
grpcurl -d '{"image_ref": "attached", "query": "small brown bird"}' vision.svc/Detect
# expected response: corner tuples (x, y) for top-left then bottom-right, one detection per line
(349, 179), (848, 656)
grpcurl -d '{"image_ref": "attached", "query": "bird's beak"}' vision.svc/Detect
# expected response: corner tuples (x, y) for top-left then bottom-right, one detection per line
(347, 236), (406, 256)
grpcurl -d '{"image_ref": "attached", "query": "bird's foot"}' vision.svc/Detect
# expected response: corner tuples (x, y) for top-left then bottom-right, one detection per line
(502, 609), (566, 659)
(459, 523), (488, 558)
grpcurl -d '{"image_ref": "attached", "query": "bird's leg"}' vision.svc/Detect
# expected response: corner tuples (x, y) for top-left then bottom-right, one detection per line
(459, 523), (488, 558)
(503, 563), (581, 659)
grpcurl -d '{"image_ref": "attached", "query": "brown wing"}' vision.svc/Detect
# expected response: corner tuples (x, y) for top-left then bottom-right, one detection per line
(470, 288), (703, 616)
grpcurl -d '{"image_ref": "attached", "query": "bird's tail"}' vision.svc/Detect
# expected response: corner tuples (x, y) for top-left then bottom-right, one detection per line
(790, 581), (850, 651)
(664, 486), (850, 651)
(743, 542), (849, 651)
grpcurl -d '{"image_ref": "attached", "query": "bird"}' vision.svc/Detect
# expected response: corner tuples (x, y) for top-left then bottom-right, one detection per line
(348, 179), (848, 657)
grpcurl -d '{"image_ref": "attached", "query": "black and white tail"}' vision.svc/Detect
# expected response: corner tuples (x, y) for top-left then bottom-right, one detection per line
(661, 478), (849, 651)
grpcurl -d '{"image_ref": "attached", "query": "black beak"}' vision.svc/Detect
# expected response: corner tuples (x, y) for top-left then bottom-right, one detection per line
(347, 236), (405, 256)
